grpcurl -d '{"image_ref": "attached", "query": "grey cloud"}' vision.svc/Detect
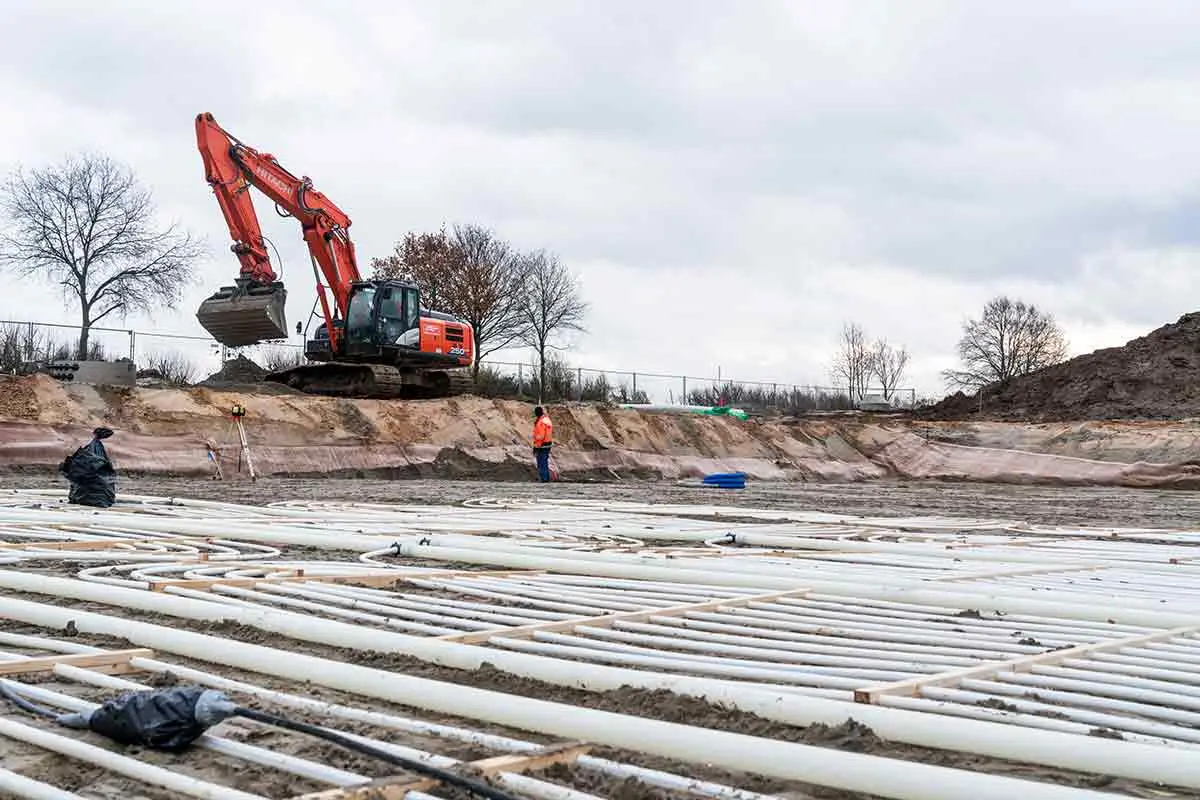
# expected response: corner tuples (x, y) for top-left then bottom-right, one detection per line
(5, 0), (1200, 394)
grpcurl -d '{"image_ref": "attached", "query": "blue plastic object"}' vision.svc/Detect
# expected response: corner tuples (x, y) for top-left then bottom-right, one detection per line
(702, 472), (746, 489)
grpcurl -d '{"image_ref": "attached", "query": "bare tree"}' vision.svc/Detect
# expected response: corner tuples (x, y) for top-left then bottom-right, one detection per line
(142, 350), (198, 385)
(0, 153), (204, 359)
(519, 249), (587, 401)
(371, 223), (528, 376)
(830, 322), (871, 402)
(258, 344), (307, 372)
(868, 338), (910, 401)
(450, 223), (531, 374)
(370, 224), (464, 310)
(942, 295), (1068, 391)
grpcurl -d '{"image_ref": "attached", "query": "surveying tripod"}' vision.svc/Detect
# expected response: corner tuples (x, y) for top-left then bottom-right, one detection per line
(211, 403), (257, 482)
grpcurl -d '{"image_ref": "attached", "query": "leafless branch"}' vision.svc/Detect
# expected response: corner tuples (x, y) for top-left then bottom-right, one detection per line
(370, 223), (529, 375)
(141, 350), (198, 385)
(518, 249), (588, 401)
(868, 338), (910, 401)
(0, 153), (205, 358)
(943, 295), (1068, 391)
(829, 322), (871, 401)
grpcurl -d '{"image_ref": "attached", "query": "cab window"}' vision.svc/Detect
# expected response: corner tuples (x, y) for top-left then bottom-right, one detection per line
(405, 288), (420, 330)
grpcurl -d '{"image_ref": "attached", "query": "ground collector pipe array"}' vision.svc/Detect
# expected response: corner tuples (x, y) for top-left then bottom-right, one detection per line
(0, 488), (1197, 799)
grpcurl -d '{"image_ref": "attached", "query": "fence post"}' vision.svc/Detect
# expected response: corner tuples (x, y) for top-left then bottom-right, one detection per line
(681, 376), (686, 404)
(128, 330), (136, 363)
(577, 367), (583, 402)
(632, 372), (637, 398)
(517, 364), (523, 398)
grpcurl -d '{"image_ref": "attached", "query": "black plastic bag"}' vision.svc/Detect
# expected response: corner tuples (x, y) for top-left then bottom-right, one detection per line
(59, 436), (116, 508)
(83, 687), (234, 751)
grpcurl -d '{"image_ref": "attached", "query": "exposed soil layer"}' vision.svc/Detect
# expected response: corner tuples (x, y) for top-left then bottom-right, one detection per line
(924, 311), (1200, 422)
(15, 473), (1200, 528)
(6, 374), (1200, 488)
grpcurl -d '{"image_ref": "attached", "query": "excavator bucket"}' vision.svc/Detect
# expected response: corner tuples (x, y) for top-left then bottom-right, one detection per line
(196, 283), (288, 347)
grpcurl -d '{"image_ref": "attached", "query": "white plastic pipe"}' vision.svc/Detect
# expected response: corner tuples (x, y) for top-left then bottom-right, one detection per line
(0, 626), (770, 800)
(0, 590), (1188, 797)
(384, 540), (1200, 625)
(0, 676), (369, 787)
(41, 666), (598, 800)
(0, 767), (83, 800)
(0, 715), (266, 800)
(118, 660), (776, 800)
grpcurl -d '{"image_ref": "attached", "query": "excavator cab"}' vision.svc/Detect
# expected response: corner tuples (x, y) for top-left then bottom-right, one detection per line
(196, 280), (289, 347)
(342, 281), (421, 356)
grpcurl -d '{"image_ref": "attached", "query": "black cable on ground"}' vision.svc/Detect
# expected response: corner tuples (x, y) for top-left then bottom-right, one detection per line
(0, 682), (60, 720)
(233, 706), (523, 800)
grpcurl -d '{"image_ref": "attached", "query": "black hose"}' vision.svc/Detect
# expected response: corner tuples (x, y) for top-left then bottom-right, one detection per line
(0, 681), (61, 720)
(232, 707), (523, 800)
(262, 234), (286, 280)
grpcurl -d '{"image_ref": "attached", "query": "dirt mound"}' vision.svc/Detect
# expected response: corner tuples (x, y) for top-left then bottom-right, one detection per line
(203, 355), (267, 385)
(0, 376), (37, 420)
(7, 376), (1200, 487)
(924, 311), (1200, 421)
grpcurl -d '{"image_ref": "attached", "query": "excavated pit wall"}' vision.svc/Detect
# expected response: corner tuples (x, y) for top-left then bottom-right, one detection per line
(4, 374), (1200, 487)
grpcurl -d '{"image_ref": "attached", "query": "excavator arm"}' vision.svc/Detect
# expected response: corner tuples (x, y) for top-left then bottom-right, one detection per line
(194, 112), (360, 350)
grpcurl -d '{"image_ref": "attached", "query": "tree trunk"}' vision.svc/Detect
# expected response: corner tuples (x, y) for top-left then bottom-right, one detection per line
(538, 341), (547, 405)
(78, 316), (91, 361)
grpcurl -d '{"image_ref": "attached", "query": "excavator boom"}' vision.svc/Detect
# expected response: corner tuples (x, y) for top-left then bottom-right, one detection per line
(194, 112), (359, 349)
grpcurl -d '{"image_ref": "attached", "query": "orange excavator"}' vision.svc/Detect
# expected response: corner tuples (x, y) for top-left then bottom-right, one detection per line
(193, 112), (475, 398)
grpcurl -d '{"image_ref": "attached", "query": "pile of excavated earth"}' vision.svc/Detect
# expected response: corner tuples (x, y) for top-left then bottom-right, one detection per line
(926, 311), (1200, 422)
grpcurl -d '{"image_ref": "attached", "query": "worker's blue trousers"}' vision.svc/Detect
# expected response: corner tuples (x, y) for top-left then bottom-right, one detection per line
(534, 447), (551, 482)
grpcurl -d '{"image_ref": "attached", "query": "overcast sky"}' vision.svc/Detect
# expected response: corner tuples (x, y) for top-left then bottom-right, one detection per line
(3, 1), (1200, 399)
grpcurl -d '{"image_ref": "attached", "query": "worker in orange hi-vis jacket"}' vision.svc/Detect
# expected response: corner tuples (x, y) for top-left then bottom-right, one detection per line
(531, 406), (554, 482)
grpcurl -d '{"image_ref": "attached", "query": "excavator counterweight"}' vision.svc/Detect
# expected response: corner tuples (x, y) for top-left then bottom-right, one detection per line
(197, 282), (289, 347)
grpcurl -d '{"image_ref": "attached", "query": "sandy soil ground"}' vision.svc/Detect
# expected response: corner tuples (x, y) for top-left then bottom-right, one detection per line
(16, 472), (1200, 528)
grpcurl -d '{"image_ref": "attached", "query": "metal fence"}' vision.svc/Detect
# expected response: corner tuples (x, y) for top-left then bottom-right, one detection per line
(0, 319), (916, 411)
(477, 360), (917, 411)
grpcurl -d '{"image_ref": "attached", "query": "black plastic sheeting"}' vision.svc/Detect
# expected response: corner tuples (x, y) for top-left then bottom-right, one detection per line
(59, 434), (117, 508)
(83, 687), (235, 751)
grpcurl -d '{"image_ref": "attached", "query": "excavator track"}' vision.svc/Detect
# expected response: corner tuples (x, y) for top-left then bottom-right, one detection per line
(264, 362), (474, 400)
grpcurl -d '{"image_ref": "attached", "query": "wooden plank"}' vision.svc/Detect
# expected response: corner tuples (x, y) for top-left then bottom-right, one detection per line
(290, 742), (590, 800)
(931, 564), (1109, 582)
(942, 537), (1077, 550)
(465, 742), (591, 777)
(0, 538), (194, 551)
(854, 624), (1200, 704)
(0, 649), (154, 676)
(394, 569), (545, 582)
(439, 588), (813, 644)
(292, 776), (438, 800)
(0, 538), (119, 551)
(147, 568), (541, 592)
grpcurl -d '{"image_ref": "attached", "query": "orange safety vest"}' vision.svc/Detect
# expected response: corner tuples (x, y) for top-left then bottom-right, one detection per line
(533, 415), (553, 448)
